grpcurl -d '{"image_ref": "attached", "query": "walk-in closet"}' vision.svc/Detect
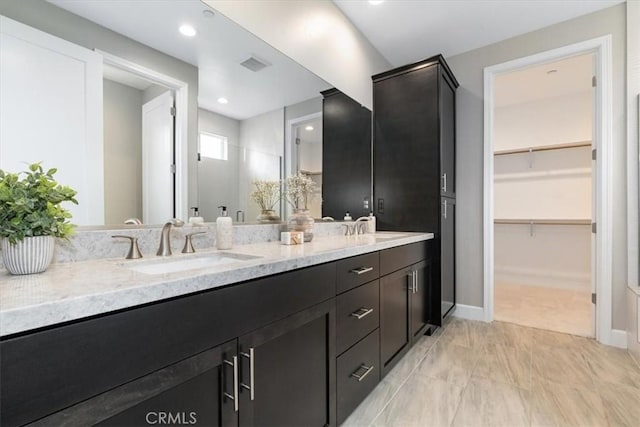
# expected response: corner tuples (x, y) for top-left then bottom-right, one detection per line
(493, 53), (594, 336)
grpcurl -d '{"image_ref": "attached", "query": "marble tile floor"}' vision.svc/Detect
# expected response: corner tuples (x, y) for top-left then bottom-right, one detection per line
(342, 318), (640, 427)
(494, 282), (593, 338)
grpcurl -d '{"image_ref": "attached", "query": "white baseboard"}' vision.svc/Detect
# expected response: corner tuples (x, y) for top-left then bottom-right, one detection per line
(608, 329), (628, 349)
(452, 304), (486, 321)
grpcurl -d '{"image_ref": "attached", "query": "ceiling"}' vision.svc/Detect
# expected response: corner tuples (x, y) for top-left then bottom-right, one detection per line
(334, 0), (624, 66)
(49, 0), (330, 120)
(495, 53), (593, 108)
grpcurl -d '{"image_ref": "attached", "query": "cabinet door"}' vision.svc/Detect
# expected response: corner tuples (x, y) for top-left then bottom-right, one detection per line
(322, 89), (372, 219)
(440, 70), (456, 198)
(373, 65), (440, 232)
(32, 341), (238, 427)
(440, 197), (456, 320)
(238, 300), (336, 427)
(410, 260), (431, 340)
(380, 267), (412, 376)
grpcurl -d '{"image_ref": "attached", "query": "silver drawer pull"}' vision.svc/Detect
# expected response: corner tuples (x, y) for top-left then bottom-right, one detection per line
(350, 364), (374, 382)
(240, 348), (255, 401)
(350, 266), (374, 275)
(350, 307), (374, 320)
(223, 356), (239, 412)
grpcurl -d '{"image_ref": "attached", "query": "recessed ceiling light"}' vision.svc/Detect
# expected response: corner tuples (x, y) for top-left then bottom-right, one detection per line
(179, 24), (197, 37)
(202, 9), (215, 19)
(546, 69), (558, 74)
(305, 125), (314, 131)
(368, 0), (384, 4)
(217, 97), (229, 104)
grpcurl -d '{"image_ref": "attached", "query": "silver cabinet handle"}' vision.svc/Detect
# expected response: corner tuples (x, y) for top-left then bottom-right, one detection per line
(414, 270), (418, 293)
(223, 356), (239, 412)
(350, 266), (374, 275)
(442, 199), (448, 219)
(240, 348), (255, 401)
(350, 307), (374, 320)
(350, 364), (374, 382)
(442, 173), (447, 192)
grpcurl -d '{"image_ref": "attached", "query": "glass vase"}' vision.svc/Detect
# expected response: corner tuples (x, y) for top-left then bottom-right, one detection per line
(287, 209), (314, 242)
(256, 209), (280, 223)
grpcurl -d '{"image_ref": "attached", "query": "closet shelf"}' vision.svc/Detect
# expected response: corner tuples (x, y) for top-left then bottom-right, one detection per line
(494, 141), (591, 156)
(494, 219), (591, 226)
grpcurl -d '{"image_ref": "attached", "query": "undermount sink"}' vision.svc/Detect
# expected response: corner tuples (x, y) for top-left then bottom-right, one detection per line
(120, 252), (261, 275)
(374, 233), (409, 240)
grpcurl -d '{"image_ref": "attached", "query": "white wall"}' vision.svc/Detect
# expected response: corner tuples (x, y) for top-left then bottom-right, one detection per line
(239, 109), (284, 221)
(198, 108), (241, 222)
(626, 0), (639, 353)
(447, 4), (627, 330)
(494, 91), (592, 150)
(103, 79), (143, 224)
(203, 0), (390, 110)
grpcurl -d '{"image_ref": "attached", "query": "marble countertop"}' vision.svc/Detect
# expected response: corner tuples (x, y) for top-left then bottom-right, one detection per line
(0, 232), (433, 337)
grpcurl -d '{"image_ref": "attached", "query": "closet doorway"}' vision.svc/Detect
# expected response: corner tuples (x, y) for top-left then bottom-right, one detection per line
(492, 53), (594, 337)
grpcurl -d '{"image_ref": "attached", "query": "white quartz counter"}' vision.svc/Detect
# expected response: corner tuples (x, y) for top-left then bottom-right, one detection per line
(0, 232), (433, 337)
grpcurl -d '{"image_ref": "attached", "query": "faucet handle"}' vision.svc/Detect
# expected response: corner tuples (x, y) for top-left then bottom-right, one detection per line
(182, 231), (207, 254)
(112, 235), (143, 259)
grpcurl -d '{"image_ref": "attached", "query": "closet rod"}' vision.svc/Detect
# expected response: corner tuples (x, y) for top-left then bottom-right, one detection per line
(493, 141), (591, 156)
(494, 219), (591, 226)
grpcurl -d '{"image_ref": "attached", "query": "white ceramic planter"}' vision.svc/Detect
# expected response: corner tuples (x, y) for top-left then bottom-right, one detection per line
(1, 236), (55, 275)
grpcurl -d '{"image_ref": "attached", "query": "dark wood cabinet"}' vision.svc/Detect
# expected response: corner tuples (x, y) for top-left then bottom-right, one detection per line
(380, 266), (412, 374)
(30, 340), (238, 427)
(1, 241), (435, 427)
(238, 299), (336, 427)
(321, 88), (372, 219)
(379, 242), (431, 377)
(373, 54), (458, 327)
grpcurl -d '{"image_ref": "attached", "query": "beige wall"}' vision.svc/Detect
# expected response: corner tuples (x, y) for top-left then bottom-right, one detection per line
(448, 4), (627, 329)
(204, 0), (390, 110)
(0, 0), (199, 222)
(103, 79), (143, 224)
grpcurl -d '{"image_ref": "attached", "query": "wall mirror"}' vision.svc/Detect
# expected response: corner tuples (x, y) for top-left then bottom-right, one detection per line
(0, 0), (348, 227)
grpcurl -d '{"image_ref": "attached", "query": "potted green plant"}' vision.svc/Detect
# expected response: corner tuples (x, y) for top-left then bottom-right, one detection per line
(251, 180), (281, 223)
(285, 172), (317, 242)
(0, 163), (77, 275)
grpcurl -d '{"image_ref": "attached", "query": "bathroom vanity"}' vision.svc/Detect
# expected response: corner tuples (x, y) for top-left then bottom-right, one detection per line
(0, 233), (433, 426)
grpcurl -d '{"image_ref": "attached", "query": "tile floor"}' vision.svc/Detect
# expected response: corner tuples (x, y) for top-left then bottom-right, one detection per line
(342, 318), (640, 427)
(494, 282), (592, 337)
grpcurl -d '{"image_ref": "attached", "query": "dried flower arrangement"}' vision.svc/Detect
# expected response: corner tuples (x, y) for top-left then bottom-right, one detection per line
(285, 172), (316, 210)
(250, 180), (281, 211)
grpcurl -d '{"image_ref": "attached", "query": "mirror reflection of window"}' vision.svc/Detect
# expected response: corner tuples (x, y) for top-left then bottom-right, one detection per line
(200, 132), (229, 161)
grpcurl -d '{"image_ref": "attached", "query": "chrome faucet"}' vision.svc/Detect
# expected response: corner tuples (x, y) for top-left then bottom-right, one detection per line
(157, 219), (184, 256)
(354, 216), (370, 234)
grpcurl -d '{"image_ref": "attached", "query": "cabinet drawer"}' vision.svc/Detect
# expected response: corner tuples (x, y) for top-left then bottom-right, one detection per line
(337, 280), (380, 355)
(380, 241), (428, 276)
(337, 329), (380, 425)
(337, 252), (380, 293)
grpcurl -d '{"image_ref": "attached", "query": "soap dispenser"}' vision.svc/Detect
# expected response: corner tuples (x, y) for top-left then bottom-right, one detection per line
(344, 212), (352, 221)
(368, 212), (376, 233)
(216, 206), (233, 250)
(189, 207), (204, 226)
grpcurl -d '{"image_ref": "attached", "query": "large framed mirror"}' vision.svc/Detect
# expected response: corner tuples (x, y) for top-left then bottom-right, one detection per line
(0, 0), (373, 227)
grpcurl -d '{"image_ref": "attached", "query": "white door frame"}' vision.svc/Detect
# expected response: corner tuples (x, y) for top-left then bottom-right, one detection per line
(483, 36), (615, 345)
(97, 50), (189, 222)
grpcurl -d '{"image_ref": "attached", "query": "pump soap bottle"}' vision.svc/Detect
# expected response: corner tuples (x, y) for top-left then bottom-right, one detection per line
(189, 207), (204, 226)
(216, 206), (233, 250)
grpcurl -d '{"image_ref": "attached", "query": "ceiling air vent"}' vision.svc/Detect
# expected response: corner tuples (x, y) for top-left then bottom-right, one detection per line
(240, 56), (271, 72)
